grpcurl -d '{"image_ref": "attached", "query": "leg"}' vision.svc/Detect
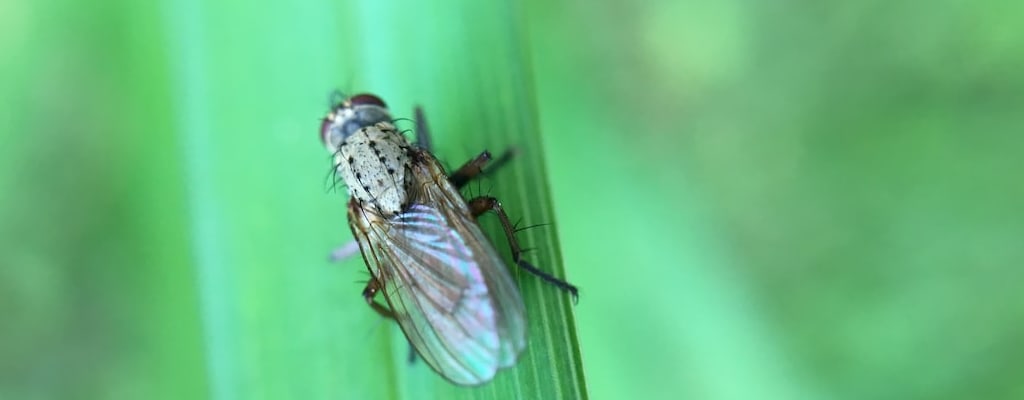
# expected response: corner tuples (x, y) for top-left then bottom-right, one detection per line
(467, 196), (579, 301)
(413, 106), (433, 152)
(329, 240), (361, 262)
(363, 276), (420, 363)
(448, 151), (492, 188)
(362, 276), (397, 320)
(448, 148), (520, 189)
(416, 105), (518, 187)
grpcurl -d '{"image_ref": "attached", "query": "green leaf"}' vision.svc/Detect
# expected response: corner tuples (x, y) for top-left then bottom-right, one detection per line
(161, 0), (588, 399)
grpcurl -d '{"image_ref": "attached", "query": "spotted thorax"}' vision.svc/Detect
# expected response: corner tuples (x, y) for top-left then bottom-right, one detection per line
(321, 94), (413, 216)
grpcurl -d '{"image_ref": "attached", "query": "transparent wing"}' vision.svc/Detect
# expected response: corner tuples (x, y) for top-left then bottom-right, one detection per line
(351, 186), (527, 385)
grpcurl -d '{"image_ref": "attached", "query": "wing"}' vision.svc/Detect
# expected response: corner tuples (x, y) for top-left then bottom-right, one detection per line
(348, 164), (527, 385)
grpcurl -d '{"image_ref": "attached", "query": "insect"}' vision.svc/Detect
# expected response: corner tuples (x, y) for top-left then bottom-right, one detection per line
(319, 93), (578, 386)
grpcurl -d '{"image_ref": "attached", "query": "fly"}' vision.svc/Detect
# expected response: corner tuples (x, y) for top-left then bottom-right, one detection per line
(319, 93), (578, 386)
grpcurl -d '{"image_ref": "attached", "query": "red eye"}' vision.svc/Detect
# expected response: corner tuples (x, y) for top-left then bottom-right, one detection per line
(320, 117), (333, 145)
(349, 93), (387, 108)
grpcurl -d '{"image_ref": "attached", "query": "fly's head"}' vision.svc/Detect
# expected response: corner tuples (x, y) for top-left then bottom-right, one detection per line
(320, 93), (393, 152)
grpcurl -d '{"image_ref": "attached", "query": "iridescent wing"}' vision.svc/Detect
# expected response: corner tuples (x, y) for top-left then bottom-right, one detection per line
(348, 156), (527, 385)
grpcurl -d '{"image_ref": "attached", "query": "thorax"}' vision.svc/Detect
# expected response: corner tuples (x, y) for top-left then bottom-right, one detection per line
(335, 122), (413, 216)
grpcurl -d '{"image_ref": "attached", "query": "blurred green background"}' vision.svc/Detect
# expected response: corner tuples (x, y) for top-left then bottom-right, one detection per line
(4, 0), (1024, 399)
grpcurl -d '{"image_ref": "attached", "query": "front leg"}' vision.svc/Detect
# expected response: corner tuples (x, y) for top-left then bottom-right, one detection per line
(415, 104), (518, 186)
(447, 148), (520, 189)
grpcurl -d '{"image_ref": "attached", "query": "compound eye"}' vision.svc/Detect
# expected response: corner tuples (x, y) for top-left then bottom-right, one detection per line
(348, 93), (387, 109)
(319, 116), (334, 146)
